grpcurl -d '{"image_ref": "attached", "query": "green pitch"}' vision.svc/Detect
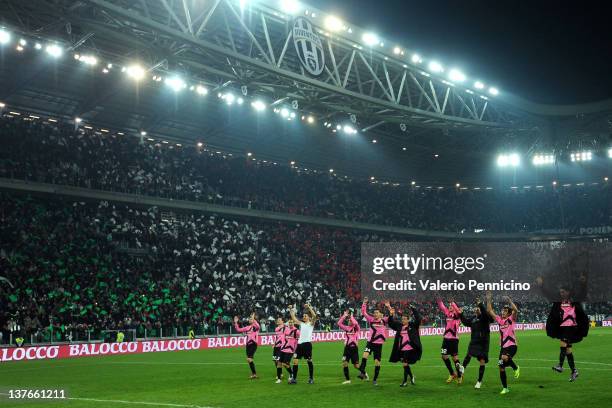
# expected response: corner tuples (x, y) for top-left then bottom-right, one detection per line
(1, 328), (611, 408)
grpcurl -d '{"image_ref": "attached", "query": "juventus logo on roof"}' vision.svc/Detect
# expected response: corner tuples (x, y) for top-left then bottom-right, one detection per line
(293, 17), (325, 77)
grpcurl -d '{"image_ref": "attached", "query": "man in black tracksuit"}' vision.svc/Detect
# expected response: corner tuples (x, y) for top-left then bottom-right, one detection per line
(458, 299), (492, 388)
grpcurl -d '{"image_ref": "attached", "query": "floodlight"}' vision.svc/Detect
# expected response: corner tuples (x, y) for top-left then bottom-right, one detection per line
(362, 32), (379, 46)
(393, 46), (401, 55)
(343, 125), (357, 135)
(608, 148), (612, 158)
(165, 77), (186, 92)
(195, 85), (208, 95)
(497, 153), (520, 167)
(251, 100), (266, 111)
(224, 93), (236, 105)
(489, 87), (499, 96)
(280, 0), (300, 14)
(34, 43), (42, 50)
(474, 81), (485, 89)
(448, 69), (466, 82)
(324, 16), (344, 32)
(19, 38), (26, 46)
(428, 61), (443, 73)
(79, 55), (98, 66)
(307, 116), (315, 124)
(411, 54), (422, 64)
(0, 29), (10, 45)
(280, 108), (290, 118)
(126, 64), (146, 81)
(45, 44), (63, 58)
(75, 117), (82, 123)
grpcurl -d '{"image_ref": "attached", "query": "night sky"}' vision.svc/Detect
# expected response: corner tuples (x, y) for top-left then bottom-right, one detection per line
(308, 0), (612, 104)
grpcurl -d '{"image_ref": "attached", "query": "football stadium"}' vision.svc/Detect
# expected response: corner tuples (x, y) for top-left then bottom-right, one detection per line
(0, 1), (611, 407)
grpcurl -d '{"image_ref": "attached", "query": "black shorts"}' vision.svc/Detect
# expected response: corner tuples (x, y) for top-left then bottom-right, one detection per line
(246, 342), (257, 358)
(272, 346), (281, 361)
(342, 345), (359, 365)
(400, 349), (419, 364)
(467, 342), (490, 363)
(499, 345), (518, 360)
(364, 342), (383, 361)
(279, 351), (293, 365)
(441, 338), (459, 356)
(559, 326), (578, 344)
(294, 342), (313, 360)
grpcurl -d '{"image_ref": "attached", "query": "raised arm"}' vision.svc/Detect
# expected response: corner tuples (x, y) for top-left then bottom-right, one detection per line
(306, 303), (317, 324)
(337, 312), (352, 331)
(450, 302), (462, 316)
(361, 298), (374, 323)
(437, 299), (450, 316)
(289, 305), (303, 325)
(234, 316), (249, 332)
(505, 296), (518, 319)
(485, 292), (498, 321)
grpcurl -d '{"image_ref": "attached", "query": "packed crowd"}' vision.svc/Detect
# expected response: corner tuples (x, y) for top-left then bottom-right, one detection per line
(2, 194), (610, 345)
(1, 115), (611, 233)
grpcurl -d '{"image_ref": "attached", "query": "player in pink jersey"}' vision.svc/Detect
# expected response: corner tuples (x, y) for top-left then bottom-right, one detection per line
(280, 320), (300, 384)
(437, 298), (464, 383)
(358, 297), (390, 385)
(337, 310), (361, 384)
(388, 303), (422, 388)
(273, 318), (286, 383)
(486, 292), (520, 395)
(234, 313), (260, 379)
(536, 274), (589, 382)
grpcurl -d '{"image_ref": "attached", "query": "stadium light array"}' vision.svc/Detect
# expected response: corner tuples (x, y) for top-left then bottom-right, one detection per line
(362, 32), (379, 47)
(489, 87), (499, 96)
(324, 15), (344, 32)
(195, 85), (208, 95)
(428, 61), (443, 73)
(532, 153), (555, 166)
(608, 148), (612, 158)
(126, 64), (146, 81)
(497, 153), (520, 168)
(34, 42), (42, 50)
(165, 77), (187, 92)
(448, 69), (466, 82)
(45, 44), (63, 58)
(411, 54), (422, 64)
(342, 124), (357, 135)
(77, 54), (98, 66)
(474, 81), (485, 89)
(280, 0), (300, 14)
(570, 151), (592, 162)
(251, 100), (266, 111)
(0, 29), (11, 45)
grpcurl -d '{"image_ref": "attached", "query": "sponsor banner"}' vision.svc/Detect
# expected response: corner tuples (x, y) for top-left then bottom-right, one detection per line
(0, 323), (545, 363)
(602, 320), (612, 327)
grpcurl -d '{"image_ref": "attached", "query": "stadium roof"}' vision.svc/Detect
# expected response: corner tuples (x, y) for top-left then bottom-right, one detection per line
(0, 0), (611, 185)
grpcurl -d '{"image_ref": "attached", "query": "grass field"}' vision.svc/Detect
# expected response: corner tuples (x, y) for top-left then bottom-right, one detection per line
(1, 328), (611, 408)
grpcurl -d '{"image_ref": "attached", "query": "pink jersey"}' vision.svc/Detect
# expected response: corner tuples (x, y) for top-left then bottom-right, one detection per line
(495, 315), (517, 348)
(560, 302), (578, 327)
(337, 315), (360, 347)
(361, 302), (388, 344)
(437, 300), (460, 340)
(280, 326), (300, 353)
(399, 325), (414, 352)
(274, 325), (286, 348)
(234, 320), (260, 345)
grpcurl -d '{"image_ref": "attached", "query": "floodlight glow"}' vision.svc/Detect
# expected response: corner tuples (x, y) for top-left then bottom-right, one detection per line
(393, 46), (401, 55)
(324, 15), (344, 32)
(165, 77), (187, 92)
(497, 153), (520, 168)
(474, 81), (485, 89)
(362, 32), (379, 46)
(0, 29), (10, 45)
(251, 100), (266, 111)
(34, 43), (42, 50)
(280, 0), (300, 14)
(448, 69), (466, 82)
(411, 54), (422, 64)
(329, 168), (334, 173)
(195, 85), (208, 95)
(79, 55), (98, 66)
(280, 108), (290, 118)
(126, 64), (146, 81)
(224, 93), (236, 105)
(428, 61), (443, 73)
(343, 125), (357, 135)
(19, 38), (26, 46)
(489, 87), (499, 96)
(0, 102), (5, 108)
(608, 148), (612, 158)
(307, 116), (315, 124)
(75, 117), (82, 123)
(570, 151), (592, 162)
(45, 44), (63, 58)
(532, 153), (555, 166)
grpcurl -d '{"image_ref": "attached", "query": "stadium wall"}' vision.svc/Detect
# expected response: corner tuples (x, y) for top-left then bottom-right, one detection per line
(0, 324), (550, 363)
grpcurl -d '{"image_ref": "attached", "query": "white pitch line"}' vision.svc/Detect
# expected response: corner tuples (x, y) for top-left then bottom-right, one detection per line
(0, 393), (216, 408)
